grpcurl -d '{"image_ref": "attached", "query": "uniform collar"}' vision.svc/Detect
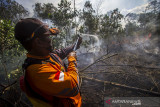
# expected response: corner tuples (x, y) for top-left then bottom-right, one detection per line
(27, 53), (50, 59)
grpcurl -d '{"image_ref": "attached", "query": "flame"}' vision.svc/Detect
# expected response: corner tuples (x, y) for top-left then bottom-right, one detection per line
(145, 33), (152, 41)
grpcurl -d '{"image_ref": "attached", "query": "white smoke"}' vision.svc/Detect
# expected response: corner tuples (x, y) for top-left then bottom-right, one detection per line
(122, 34), (159, 55)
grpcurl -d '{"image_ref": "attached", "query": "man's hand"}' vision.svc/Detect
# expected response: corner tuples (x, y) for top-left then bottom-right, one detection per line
(76, 36), (82, 49)
(68, 51), (77, 59)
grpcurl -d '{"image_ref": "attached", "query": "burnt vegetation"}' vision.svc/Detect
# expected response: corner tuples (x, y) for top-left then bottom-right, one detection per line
(0, 0), (160, 107)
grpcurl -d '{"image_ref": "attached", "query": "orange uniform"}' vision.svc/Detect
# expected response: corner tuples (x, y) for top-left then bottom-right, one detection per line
(20, 46), (82, 107)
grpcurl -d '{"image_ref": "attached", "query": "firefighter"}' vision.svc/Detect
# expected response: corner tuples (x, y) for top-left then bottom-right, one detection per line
(14, 18), (82, 107)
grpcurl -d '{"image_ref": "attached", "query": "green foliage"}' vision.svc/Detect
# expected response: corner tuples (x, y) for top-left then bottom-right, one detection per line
(99, 8), (124, 39)
(136, 0), (160, 35)
(53, 0), (75, 27)
(34, 0), (76, 27)
(33, 3), (56, 19)
(53, 0), (76, 47)
(110, 8), (124, 29)
(0, 0), (28, 84)
(0, 19), (24, 57)
(0, 20), (15, 50)
(0, 19), (25, 83)
(8, 66), (23, 80)
(125, 21), (140, 36)
(79, 1), (98, 34)
(0, 0), (29, 22)
(99, 14), (110, 38)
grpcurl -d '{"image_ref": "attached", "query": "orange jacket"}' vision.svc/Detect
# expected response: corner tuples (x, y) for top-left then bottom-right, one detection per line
(20, 46), (82, 107)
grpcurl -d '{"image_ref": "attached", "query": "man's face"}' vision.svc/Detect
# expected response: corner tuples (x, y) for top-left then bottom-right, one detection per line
(38, 34), (54, 53)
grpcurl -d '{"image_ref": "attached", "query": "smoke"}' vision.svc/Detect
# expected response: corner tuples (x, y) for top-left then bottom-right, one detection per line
(76, 31), (159, 66)
(122, 34), (159, 56)
(79, 33), (159, 66)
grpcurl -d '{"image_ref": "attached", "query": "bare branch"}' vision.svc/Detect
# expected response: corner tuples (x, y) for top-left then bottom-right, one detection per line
(81, 76), (160, 96)
(80, 53), (118, 72)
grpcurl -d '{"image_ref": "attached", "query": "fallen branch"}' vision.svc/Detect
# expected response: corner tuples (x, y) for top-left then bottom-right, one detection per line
(80, 53), (118, 72)
(80, 71), (140, 76)
(149, 75), (160, 92)
(3, 81), (17, 89)
(81, 76), (160, 96)
(96, 64), (160, 69)
(0, 81), (17, 96)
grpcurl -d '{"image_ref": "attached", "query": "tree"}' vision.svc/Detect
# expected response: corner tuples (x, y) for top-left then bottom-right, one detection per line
(79, 1), (98, 34)
(125, 21), (140, 36)
(33, 3), (56, 19)
(138, 0), (160, 35)
(53, 0), (76, 27)
(0, 19), (25, 83)
(109, 8), (124, 35)
(99, 8), (124, 39)
(33, 0), (77, 48)
(52, 0), (77, 47)
(146, 0), (160, 14)
(0, 0), (29, 22)
(146, 0), (160, 35)
(99, 14), (110, 38)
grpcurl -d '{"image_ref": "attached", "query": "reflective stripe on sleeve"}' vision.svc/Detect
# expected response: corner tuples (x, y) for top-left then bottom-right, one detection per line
(54, 71), (64, 81)
(59, 71), (64, 81)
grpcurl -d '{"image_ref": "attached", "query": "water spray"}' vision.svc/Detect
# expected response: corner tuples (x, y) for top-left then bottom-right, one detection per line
(80, 33), (101, 53)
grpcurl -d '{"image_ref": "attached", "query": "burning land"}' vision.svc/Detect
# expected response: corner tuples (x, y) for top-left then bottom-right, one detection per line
(77, 35), (160, 106)
(0, 0), (160, 107)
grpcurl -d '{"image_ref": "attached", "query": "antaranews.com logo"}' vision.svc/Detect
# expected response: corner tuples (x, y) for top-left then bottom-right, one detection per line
(104, 97), (160, 107)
